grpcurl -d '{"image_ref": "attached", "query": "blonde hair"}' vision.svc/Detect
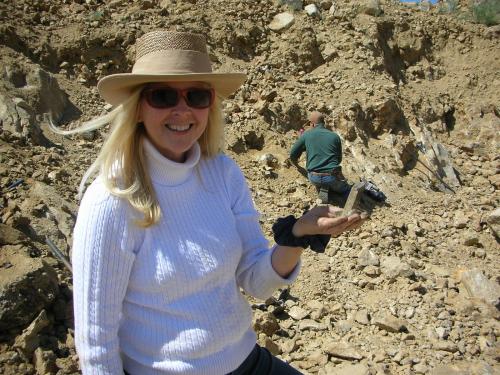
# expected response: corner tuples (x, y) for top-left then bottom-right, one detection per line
(51, 86), (225, 227)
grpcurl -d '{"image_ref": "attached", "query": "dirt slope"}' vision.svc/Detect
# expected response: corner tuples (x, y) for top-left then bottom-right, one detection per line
(0, 1), (499, 374)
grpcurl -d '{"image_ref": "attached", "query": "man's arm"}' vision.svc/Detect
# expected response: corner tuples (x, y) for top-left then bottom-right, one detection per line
(289, 136), (306, 163)
(337, 135), (342, 164)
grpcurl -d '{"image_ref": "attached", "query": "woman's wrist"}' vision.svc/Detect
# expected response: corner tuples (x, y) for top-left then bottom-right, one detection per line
(291, 219), (305, 238)
(272, 214), (331, 253)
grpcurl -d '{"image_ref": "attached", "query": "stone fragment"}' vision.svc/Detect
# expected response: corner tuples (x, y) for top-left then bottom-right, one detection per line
(254, 99), (268, 115)
(343, 181), (365, 216)
(380, 256), (415, 280)
(55, 357), (79, 373)
(357, 247), (380, 267)
(33, 348), (57, 375)
(478, 335), (494, 354)
(463, 232), (480, 246)
(488, 173), (500, 189)
(306, 299), (325, 312)
(435, 326), (449, 340)
(419, 131), (460, 192)
(405, 306), (415, 319)
(485, 207), (500, 239)
(372, 314), (407, 333)
(319, 0), (332, 11)
(484, 24), (500, 39)
(354, 310), (370, 325)
(253, 311), (280, 336)
(432, 341), (458, 353)
(288, 306), (309, 320)
(336, 320), (352, 334)
(20, 181), (78, 250)
(258, 153), (278, 168)
(414, 363), (429, 374)
(263, 337), (281, 355)
(298, 319), (327, 331)
(459, 268), (500, 306)
(13, 310), (50, 356)
(360, 0), (382, 16)
(0, 66), (70, 145)
(364, 265), (380, 277)
(432, 143), (461, 188)
(327, 363), (370, 375)
(269, 12), (295, 32)
(453, 211), (469, 229)
(381, 227), (397, 238)
(281, 338), (297, 354)
(0, 94), (36, 142)
(321, 44), (338, 62)
(324, 341), (364, 360)
(308, 349), (328, 367)
(304, 4), (320, 17)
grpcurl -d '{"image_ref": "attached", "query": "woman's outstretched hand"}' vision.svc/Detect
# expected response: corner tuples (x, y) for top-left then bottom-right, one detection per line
(292, 205), (367, 238)
(271, 206), (367, 277)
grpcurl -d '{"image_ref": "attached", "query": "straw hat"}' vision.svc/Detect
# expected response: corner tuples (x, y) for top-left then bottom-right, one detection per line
(97, 31), (247, 106)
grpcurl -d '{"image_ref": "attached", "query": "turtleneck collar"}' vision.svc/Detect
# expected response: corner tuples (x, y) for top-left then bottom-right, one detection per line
(143, 137), (201, 186)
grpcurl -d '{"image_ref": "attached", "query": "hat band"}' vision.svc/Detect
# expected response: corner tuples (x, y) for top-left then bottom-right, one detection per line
(132, 50), (213, 75)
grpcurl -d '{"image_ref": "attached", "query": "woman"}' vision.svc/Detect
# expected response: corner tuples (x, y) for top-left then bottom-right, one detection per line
(58, 31), (364, 375)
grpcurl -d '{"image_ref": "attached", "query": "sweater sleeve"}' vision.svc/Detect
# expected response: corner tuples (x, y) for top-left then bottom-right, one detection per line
(221, 157), (300, 300)
(72, 180), (141, 375)
(289, 135), (305, 162)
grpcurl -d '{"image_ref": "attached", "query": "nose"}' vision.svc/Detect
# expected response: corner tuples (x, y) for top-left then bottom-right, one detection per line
(171, 94), (190, 111)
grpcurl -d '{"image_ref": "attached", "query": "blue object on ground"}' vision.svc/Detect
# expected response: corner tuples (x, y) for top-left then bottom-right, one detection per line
(5, 178), (24, 192)
(399, 0), (438, 3)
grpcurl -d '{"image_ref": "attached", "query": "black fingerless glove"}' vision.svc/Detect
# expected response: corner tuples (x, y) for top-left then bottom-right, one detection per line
(272, 215), (331, 253)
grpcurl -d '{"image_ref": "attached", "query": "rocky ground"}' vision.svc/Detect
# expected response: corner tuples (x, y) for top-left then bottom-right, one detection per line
(0, 0), (499, 374)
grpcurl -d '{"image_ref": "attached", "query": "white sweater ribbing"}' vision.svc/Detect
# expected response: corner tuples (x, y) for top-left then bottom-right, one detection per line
(72, 139), (300, 375)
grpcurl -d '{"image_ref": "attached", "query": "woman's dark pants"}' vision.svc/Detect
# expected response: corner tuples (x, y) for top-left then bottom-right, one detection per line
(124, 344), (303, 375)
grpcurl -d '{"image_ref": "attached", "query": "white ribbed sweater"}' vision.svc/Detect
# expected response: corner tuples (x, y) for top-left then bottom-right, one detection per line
(72, 140), (299, 375)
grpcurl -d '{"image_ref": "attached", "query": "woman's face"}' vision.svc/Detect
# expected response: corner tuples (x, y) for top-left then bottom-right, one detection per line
(138, 81), (212, 162)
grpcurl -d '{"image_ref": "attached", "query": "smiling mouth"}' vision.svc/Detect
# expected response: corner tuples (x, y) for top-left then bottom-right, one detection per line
(165, 123), (193, 132)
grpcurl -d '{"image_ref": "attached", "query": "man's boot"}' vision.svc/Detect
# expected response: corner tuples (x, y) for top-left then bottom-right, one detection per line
(318, 187), (329, 204)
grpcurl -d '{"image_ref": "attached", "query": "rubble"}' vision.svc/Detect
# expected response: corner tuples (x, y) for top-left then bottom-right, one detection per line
(0, 0), (499, 374)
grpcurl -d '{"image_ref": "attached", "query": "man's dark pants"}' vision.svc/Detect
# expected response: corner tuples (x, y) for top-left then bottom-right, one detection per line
(308, 172), (351, 202)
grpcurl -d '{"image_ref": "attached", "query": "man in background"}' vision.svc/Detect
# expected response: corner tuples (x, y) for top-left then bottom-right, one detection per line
(290, 111), (350, 203)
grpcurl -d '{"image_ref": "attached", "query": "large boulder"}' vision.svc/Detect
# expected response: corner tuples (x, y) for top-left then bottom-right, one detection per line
(459, 268), (500, 307)
(0, 245), (59, 330)
(0, 63), (70, 145)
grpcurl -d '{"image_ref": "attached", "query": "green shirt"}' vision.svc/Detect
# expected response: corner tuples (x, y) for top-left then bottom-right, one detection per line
(289, 123), (342, 173)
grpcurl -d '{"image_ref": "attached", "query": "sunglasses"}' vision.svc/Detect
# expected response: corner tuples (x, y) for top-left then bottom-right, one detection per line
(142, 87), (214, 109)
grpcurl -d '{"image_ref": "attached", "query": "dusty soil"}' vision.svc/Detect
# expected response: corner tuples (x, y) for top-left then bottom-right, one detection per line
(0, 0), (499, 374)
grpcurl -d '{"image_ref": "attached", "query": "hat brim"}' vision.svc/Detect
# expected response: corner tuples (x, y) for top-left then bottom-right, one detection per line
(98, 72), (247, 106)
